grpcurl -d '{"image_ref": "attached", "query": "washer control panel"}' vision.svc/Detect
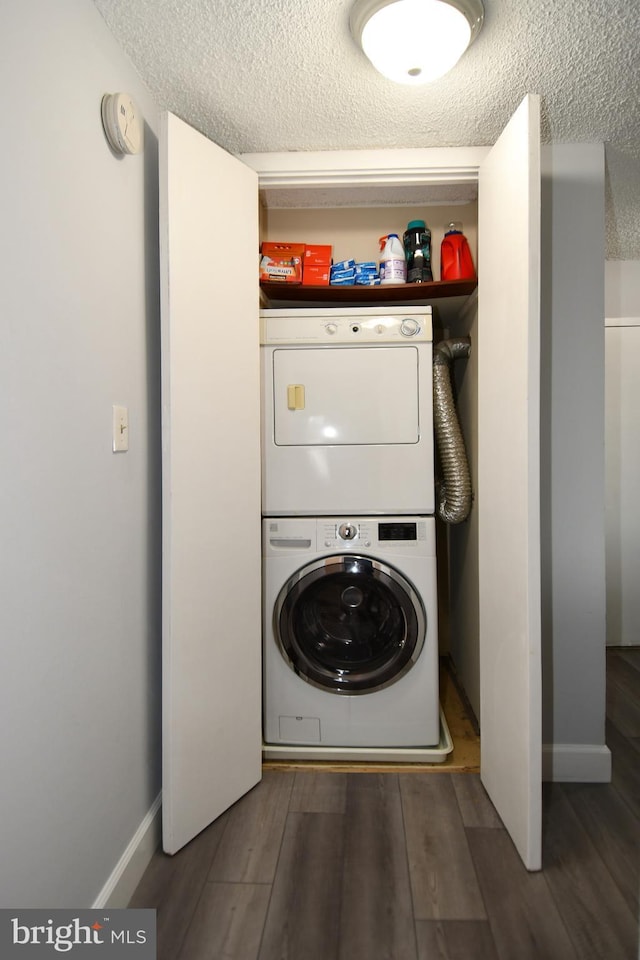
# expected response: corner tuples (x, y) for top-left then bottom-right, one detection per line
(320, 518), (425, 550)
(263, 517), (434, 558)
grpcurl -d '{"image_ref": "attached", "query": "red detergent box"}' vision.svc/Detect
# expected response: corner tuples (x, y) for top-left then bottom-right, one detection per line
(304, 244), (333, 266)
(302, 264), (330, 286)
(259, 242), (305, 283)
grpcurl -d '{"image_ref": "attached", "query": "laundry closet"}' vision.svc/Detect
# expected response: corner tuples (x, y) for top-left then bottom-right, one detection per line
(160, 94), (542, 869)
(257, 194), (479, 692)
(258, 209), (476, 767)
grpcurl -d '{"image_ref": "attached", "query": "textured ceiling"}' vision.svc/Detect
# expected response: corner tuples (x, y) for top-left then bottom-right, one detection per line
(93, 0), (640, 259)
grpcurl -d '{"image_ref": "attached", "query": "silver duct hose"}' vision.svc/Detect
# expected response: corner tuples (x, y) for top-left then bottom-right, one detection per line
(433, 337), (472, 524)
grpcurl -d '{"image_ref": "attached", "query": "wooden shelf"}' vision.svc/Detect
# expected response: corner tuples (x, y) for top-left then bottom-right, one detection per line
(260, 278), (477, 307)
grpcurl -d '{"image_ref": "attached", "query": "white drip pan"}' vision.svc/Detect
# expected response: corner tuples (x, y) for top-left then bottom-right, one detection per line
(262, 706), (453, 763)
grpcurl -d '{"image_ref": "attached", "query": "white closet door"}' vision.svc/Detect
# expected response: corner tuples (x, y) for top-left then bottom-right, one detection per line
(478, 95), (542, 870)
(160, 112), (262, 855)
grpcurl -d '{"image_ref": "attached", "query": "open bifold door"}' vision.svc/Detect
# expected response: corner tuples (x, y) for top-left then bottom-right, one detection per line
(477, 94), (542, 870)
(160, 112), (262, 855)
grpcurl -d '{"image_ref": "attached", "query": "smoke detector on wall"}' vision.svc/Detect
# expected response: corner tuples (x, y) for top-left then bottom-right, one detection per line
(101, 92), (144, 155)
(350, 0), (484, 84)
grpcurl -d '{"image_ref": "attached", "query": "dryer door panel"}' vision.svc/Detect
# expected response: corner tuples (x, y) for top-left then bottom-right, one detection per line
(272, 346), (420, 446)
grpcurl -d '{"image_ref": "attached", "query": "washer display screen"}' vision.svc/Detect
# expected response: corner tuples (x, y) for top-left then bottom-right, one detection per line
(378, 522), (417, 541)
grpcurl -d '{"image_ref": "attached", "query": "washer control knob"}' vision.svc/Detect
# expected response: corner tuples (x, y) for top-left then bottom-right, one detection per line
(338, 522), (358, 541)
(325, 322), (338, 335)
(400, 318), (420, 337)
(376, 324), (385, 334)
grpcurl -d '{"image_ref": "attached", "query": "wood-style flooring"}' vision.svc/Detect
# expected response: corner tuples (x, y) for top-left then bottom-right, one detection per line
(130, 648), (640, 959)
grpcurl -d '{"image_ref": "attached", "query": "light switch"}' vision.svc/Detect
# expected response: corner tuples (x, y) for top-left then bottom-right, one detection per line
(112, 404), (129, 452)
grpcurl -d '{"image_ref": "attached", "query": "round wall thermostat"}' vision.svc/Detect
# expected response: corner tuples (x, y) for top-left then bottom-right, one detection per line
(101, 92), (144, 155)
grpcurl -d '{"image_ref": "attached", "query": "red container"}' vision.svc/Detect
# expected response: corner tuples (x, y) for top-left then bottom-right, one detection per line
(304, 244), (332, 266)
(440, 224), (476, 281)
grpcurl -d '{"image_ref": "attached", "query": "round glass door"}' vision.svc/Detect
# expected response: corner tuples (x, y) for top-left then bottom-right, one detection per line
(274, 555), (426, 693)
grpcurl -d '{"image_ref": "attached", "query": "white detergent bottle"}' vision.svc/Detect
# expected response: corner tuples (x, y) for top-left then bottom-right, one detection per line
(379, 233), (407, 285)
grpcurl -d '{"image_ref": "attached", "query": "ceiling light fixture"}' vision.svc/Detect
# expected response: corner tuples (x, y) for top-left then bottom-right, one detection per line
(350, 0), (484, 85)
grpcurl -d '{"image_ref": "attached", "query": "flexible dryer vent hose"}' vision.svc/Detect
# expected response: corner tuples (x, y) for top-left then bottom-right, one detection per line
(433, 337), (472, 524)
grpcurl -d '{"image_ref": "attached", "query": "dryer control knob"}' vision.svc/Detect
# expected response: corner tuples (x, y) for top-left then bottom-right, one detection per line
(400, 318), (420, 337)
(325, 323), (338, 335)
(338, 522), (358, 541)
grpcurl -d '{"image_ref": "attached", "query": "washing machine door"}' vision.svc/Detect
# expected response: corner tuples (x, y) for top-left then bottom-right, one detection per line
(275, 555), (426, 693)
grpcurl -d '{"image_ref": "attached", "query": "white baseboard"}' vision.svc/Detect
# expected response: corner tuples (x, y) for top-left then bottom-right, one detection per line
(542, 743), (612, 782)
(92, 793), (162, 909)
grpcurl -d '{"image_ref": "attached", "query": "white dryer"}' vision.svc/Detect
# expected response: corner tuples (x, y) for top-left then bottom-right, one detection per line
(260, 306), (434, 516)
(263, 515), (439, 748)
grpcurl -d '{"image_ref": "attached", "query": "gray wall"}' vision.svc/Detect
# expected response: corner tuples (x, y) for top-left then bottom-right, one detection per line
(448, 145), (608, 762)
(540, 144), (607, 747)
(0, 0), (161, 907)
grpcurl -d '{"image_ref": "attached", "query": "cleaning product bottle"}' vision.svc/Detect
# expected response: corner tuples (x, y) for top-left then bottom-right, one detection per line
(379, 234), (407, 285)
(440, 222), (476, 281)
(403, 219), (433, 283)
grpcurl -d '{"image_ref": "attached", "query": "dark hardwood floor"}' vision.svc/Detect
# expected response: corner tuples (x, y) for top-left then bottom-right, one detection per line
(130, 648), (640, 959)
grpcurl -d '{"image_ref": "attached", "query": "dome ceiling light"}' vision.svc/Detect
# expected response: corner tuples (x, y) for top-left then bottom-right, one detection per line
(350, 0), (484, 85)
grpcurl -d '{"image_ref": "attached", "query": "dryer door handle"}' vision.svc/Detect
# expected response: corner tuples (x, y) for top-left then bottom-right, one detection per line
(287, 383), (305, 410)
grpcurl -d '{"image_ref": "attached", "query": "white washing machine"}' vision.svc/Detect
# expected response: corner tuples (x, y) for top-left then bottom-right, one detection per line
(263, 515), (439, 748)
(260, 306), (434, 517)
